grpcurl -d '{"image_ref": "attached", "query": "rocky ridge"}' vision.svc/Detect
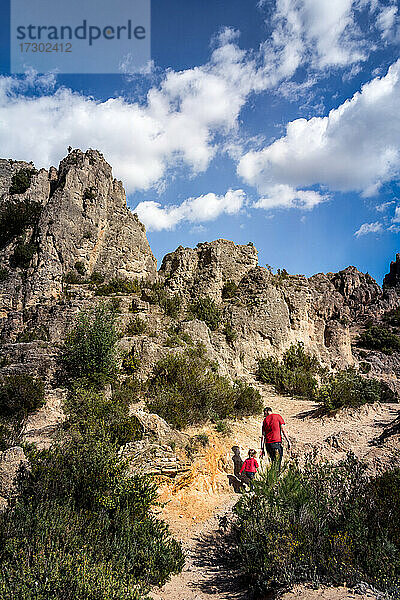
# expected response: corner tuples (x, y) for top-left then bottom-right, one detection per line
(0, 148), (399, 437)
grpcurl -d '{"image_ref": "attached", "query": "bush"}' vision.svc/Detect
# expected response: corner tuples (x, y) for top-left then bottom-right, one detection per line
(232, 456), (400, 597)
(60, 304), (119, 386)
(0, 268), (8, 282)
(112, 377), (142, 406)
(0, 442), (184, 599)
(142, 284), (181, 318)
(146, 345), (262, 429)
(0, 199), (42, 248)
(9, 167), (37, 195)
(95, 278), (140, 296)
(121, 348), (141, 375)
(11, 240), (38, 269)
(223, 322), (237, 344)
(0, 374), (45, 449)
(189, 297), (221, 331)
(256, 342), (320, 400)
(164, 326), (192, 347)
(83, 186), (96, 200)
(222, 280), (238, 300)
(383, 307), (400, 327)
(64, 381), (143, 446)
(316, 368), (397, 412)
(125, 316), (147, 336)
(0, 374), (45, 419)
(357, 324), (400, 354)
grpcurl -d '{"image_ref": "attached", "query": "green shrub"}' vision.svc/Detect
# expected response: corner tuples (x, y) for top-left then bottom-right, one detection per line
(11, 240), (38, 269)
(60, 304), (119, 386)
(95, 278), (140, 296)
(0, 374), (45, 419)
(146, 345), (261, 429)
(142, 284), (181, 318)
(223, 322), (237, 344)
(359, 361), (371, 374)
(0, 199), (42, 248)
(0, 443), (184, 599)
(232, 455), (400, 597)
(222, 280), (238, 300)
(165, 326), (192, 347)
(0, 374), (45, 449)
(256, 342), (320, 400)
(89, 270), (104, 284)
(83, 186), (96, 200)
(383, 307), (400, 327)
(64, 381), (143, 446)
(112, 377), (142, 406)
(316, 368), (397, 412)
(74, 261), (86, 276)
(125, 316), (147, 336)
(357, 324), (400, 354)
(121, 348), (141, 375)
(215, 420), (232, 436)
(189, 297), (221, 331)
(9, 167), (37, 195)
(0, 268), (8, 282)
(17, 325), (49, 342)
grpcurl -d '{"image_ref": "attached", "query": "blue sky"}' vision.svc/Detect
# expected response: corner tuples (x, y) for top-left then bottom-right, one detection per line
(0, 0), (400, 282)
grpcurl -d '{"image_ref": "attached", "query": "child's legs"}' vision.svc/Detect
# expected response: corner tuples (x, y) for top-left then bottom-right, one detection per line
(245, 471), (255, 490)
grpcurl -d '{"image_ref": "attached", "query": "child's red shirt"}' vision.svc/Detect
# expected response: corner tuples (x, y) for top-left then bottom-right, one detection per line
(240, 457), (259, 473)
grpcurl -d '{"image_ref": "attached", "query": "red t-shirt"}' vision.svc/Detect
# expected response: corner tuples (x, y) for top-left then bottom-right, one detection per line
(262, 414), (285, 443)
(240, 457), (259, 473)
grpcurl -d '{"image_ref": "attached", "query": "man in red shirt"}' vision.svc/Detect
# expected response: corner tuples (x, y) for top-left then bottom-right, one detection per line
(261, 407), (291, 471)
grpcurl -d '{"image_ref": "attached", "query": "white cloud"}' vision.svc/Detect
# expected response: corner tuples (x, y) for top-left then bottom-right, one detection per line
(253, 184), (327, 210)
(238, 60), (400, 207)
(377, 4), (399, 41)
(0, 35), (267, 194)
(392, 205), (400, 223)
(262, 0), (369, 79)
(354, 221), (383, 236)
(376, 200), (396, 212)
(133, 189), (246, 231)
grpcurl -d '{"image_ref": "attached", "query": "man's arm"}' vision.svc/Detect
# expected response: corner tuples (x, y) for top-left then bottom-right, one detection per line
(281, 424), (291, 449)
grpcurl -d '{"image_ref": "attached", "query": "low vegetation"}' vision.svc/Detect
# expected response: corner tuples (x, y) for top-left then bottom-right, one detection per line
(233, 455), (400, 598)
(357, 324), (400, 354)
(0, 304), (184, 598)
(146, 344), (262, 429)
(0, 374), (45, 450)
(256, 342), (320, 400)
(222, 280), (238, 300)
(142, 283), (181, 318)
(9, 167), (37, 195)
(95, 277), (140, 296)
(316, 367), (397, 411)
(125, 316), (147, 336)
(0, 199), (42, 248)
(59, 303), (119, 387)
(189, 297), (221, 331)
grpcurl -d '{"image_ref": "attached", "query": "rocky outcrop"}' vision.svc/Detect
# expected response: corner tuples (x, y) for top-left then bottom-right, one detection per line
(383, 253), (400, 289)
(160, 239), (258, 301)
(0, 149), (157, 337)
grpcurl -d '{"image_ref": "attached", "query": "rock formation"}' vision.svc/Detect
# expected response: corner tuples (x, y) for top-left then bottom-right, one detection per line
(0, 148), (399, 436)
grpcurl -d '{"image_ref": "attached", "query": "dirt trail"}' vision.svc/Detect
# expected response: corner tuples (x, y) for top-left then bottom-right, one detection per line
(151, 391), (400, 600)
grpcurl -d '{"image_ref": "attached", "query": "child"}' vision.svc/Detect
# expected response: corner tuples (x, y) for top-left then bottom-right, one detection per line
(239, 449), (259, 489)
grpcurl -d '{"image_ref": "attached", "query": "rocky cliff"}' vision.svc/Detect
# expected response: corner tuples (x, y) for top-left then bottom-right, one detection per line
(0, 148), (399, 397)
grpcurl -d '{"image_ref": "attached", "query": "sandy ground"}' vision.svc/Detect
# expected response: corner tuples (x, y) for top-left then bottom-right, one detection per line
(151, 387), (400, 600)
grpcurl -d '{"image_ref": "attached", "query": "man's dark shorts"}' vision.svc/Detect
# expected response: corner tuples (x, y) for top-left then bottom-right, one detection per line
(265, 442), (283, 467)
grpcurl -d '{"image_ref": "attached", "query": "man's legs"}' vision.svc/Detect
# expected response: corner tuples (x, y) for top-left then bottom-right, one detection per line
(265, 442), (283, 471)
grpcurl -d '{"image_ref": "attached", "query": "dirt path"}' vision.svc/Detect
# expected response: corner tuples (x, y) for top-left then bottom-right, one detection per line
(152, 393), (400, 600)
